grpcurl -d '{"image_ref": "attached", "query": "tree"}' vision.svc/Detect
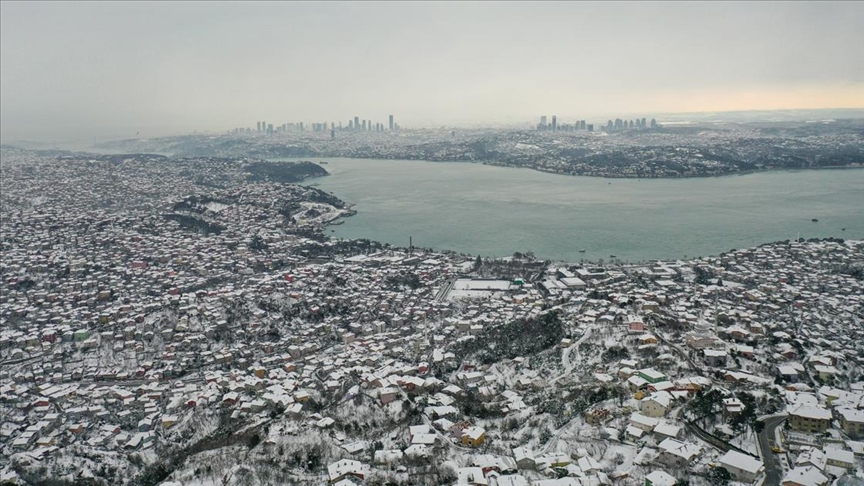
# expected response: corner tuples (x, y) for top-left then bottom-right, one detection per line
(706, 466), (732, 486)
(474, 255), (482, 271)
(247, 433), (261, 449)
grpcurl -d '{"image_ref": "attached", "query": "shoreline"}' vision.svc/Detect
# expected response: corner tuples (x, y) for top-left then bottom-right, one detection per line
(295, 154), (864, 181)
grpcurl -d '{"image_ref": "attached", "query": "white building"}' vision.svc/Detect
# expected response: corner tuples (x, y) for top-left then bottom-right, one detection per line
(717, 450), (764, 483)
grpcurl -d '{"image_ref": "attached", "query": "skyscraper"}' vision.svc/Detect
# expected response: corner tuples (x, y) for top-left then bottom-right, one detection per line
(256, 122), (261, 132)
(551, 116), (557, 131)
(389, 114), (394, 131)
(540, 116), (547, 130)
(354, 116), (360, 131)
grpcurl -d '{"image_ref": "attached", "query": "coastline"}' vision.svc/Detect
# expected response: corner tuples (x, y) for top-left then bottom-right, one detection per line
(331, 155), (864, 180)
(286, 154), (864, 181)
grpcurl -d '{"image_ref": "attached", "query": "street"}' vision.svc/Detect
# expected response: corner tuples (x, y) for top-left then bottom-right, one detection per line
(757, 415), (788, 486)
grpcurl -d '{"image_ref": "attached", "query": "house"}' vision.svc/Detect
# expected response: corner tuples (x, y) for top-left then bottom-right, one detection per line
(471, 454), (516, 474)
(717, 450), (764, 483)
(846, 440), (864, 457)
(161, 415), (178, 429)
(577, 456), (602, 474)
(781, 466), (829, 486)
(795, 447), (826, 471)
(777, 366), (800, 383)
(512, 446), (536, 470)
(653, 423), (682, 441)
(409, 424), (431, 439)
(836, 408), (864, 438)
(373, 449), (404, 466)
(736, 344), (755, 358)
(656, 438), (701, 468)
(461, 426), (486, 447)
(788, 405), (832, 433)
(637, 369), (667, 384)
(457, 466), (487, 485)
(137, 417), (153, 432)
(584, 407), (612, 425)
(411, 433), (436, 446)
(404, 444), (430, 459)
(495, 475), (530, 486)
(379, 387), (399, 405)
(628, 375), (649, 391)
(824, 449), (854, 471)
(641, 392), (673, 418)
(639, 334), (659, 345)
(812, 365), (839, 381)
(723, 397), (744, 417)
(626, 425), (646, 441)
(630, 413), (659, 432)
(645, 470), (677, 486)
(536, 453), (571, 468)
(703, 349), (728, 367)
(327, 459), (368, 483)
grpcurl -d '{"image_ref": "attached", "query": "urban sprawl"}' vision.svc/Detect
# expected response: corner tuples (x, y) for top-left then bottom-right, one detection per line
(0, 148), (863, 486)
(96, 116), (864, 179)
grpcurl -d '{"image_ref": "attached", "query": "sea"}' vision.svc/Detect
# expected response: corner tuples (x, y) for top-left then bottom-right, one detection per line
(295, 157), (864, 263)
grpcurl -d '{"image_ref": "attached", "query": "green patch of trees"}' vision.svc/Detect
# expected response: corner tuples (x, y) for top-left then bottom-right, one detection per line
(453, 312), (564, 365)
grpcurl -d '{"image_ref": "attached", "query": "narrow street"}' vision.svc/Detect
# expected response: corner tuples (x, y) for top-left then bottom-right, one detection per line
(757, 416), (788, 486)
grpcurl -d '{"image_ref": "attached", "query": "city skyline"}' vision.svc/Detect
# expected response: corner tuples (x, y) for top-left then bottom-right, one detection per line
(2, 1), (863, 142)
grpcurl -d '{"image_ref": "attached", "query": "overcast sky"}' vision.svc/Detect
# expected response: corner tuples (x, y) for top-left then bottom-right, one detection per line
(2, 1), (863, 142)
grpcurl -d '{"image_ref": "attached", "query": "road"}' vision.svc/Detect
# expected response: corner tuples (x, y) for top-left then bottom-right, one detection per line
(684, 419), (731, 453)
(435, 278), (456, 302)
(549, 327), (592, 385)
(757, 416), (788, 486)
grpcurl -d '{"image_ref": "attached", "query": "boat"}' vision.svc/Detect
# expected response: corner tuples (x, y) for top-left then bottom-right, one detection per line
(811, 218), (819, 222)
(579, 249), (586, 253)
(842, 228), (846, 231)
(610, 254), (616, 258)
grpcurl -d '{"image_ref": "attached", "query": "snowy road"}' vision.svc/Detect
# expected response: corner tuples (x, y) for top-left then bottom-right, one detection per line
(550, 327), (592, 385)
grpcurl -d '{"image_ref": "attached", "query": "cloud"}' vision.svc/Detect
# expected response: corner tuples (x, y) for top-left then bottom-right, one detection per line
(1, 1), (862, 142)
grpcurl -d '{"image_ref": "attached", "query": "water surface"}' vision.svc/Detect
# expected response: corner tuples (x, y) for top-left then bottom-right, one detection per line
(300, 158), (864, 262)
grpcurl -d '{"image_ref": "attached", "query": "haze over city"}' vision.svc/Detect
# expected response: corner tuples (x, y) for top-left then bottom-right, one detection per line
(1, 1), (863, 142)
(2, 2), (864, 486)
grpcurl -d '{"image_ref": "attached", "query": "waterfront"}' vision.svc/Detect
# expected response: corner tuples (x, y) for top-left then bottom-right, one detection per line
(304, 158), (864, 262)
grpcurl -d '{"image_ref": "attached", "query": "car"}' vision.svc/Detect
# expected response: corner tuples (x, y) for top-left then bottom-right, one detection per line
(771, 446), (783, 453)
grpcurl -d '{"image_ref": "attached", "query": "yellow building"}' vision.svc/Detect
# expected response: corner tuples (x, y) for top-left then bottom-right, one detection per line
(788, 405), (832, 433)
(461, 426), (486, 447)
(837, 408), (864, 438)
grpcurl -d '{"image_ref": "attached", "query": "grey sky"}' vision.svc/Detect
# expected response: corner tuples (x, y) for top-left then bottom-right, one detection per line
(2, 1), (863, 142)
